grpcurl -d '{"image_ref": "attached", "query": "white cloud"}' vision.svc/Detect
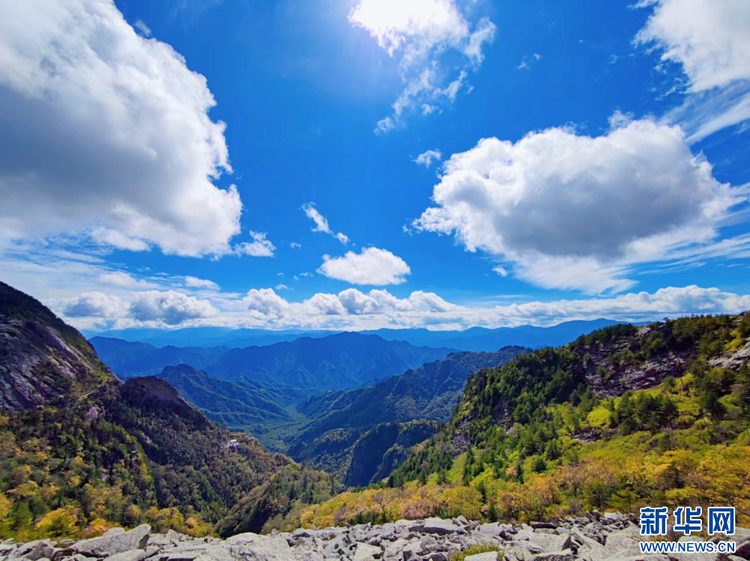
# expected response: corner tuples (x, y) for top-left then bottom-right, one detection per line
(64, 292), (127, 318)
(635, 0), (750, 140)
(134, 19), (151, 37)
(636, 0), (750, 91)
(413, 118), (744, 293)
(0, 0), (243, 257)
(303, 293), (348, 316)
(29, 263), (750, 330)
(318, 247), (411, 285)
(290, 242), (302, 249)
(270, 285), (750, 329)
(302, 203), (349, 244)
(129, 290), (218, 325)
(243, 288), (290, 317)
(414, 149), (442, 168)
(275, 284), (291, 291)
(349, 0), (496, 132)
(128, 284), (750, 331)
(98, 271), (156, 289)
(235, 231), (275, 257)
(493, 266), (508, 277)
(184, 276), (220, 290)
(90, 229), (151, 252)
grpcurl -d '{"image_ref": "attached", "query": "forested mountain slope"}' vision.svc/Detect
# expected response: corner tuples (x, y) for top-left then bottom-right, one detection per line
(287, 347), (528, 476)
(278, 315), (750, 530)
(0, 281), (334, 540)
(155, 364), (295, 434)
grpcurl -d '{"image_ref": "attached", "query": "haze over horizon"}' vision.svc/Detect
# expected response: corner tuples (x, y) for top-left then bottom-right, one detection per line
(2, 0), (750, 333)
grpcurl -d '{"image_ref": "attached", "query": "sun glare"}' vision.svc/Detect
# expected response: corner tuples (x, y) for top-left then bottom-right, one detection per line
(348, 0), (466, 54)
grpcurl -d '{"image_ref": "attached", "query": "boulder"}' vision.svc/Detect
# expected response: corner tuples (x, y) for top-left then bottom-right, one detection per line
(73, 525), (151, 557)
(352, 543), (381, 561)
(423, 518), (462, 536)
(10, 540), (57, 561)
(735, 539), (750, 560)
(106, 551), (147, 561)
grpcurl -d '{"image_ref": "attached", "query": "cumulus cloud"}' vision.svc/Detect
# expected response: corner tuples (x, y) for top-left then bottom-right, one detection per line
(0, 0), (243, 256)
(635, 0), (750, 140)
(128, 290), (218, 325)
(243, 288), (290, 317)
(349, 0), (496, 132)
(318, 247), (411, 285)
(413, 118), (743, 293)
(188, 285), (750, 330)
(234, 231), (275, 257)
(184, 276), (220, 290)
(55, 282), (750, 331)
(414, 149), (442, 168)
(64, 292), (127, 318)
(302, 203), (349, 244)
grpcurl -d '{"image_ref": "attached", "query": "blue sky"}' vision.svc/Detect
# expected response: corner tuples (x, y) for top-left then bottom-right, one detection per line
(1, 0), (750, 331)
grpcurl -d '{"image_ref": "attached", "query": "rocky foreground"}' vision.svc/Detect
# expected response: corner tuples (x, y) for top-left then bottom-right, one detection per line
(1, 513), (749, 561)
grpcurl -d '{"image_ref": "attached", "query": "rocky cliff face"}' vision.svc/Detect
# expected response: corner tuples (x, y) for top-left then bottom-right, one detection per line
(2, 513), (748, 561)
(345, 421), (442, 487)
(0, 281), (111, 411)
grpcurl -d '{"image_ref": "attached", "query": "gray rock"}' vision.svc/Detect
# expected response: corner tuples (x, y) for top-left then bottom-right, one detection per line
(73, 525), (151, 557)
(531, 523), (558, 530)
(423, 518), (460, 536)
(192, 546), (235, 561)
(106, 550), (147, 561)
(464, 553), (502, 561)
(10, 540), (55, 561)
(105, 530), (126, 538)
(228, 535), (295, 561)
(529, 550), (576, 561)
(69, 554), (97, 561)
(735, 539), (750, 559)
(352, 543), (381, 561)
(527, 533), (566, 552)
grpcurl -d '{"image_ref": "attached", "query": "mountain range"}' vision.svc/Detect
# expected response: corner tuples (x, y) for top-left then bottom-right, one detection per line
(85, 318), (622, 352)
(90, 334), (454, 397)
(7, 277), (749, 541)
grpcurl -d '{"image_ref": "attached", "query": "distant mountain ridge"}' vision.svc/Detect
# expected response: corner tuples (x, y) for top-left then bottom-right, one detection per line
(85, 318), (624, 352)
(91, 333), (455, 397)
(362, 319), (623, 351)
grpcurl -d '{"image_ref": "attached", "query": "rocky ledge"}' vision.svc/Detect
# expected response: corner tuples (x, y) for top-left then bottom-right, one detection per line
(1, 513), (749, 561)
